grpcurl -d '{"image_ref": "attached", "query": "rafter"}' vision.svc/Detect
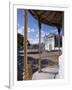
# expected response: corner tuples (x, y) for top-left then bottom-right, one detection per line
(29, 10), (63, 28)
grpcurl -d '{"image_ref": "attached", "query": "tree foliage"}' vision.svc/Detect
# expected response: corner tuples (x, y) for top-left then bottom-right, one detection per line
(17, 33), (30, 48)
(17, 33), (23, 48)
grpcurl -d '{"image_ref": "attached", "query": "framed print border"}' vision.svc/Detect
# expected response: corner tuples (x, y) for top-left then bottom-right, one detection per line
(9, 1), (70, 88)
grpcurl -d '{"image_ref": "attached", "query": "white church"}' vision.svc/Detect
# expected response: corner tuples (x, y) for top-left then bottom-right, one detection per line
(44, 33), (62, 51)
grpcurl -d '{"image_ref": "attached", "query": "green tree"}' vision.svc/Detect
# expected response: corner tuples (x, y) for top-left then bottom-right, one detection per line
(17, 33), (23, 48)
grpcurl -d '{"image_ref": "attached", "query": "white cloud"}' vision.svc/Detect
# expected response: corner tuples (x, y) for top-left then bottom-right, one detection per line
(31, 28), (35, 32)
(28, 27), (30, 33)
(18, 25), (35, 35)
(18, 26), (24, 35)
(41, 30), (45, 38)
(36, 30), (46, 38)
(17, 23), (20, 28)
(36, 32), (39, 38)
(28, 27), (35, 33)
(29, 38), (39, 44)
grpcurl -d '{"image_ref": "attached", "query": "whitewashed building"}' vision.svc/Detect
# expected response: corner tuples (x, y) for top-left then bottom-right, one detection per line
(44, 33), (54, 51)
(44, 33), (62, 51)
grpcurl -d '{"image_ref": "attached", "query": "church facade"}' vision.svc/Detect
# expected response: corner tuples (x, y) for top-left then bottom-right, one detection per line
(44, 33), (62, 51)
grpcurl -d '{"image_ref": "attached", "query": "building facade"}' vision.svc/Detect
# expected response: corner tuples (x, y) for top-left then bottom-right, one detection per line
(44, 33), (62, 51)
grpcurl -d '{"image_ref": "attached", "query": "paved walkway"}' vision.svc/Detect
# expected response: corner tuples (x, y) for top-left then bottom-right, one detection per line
(32, 65), (59, 80)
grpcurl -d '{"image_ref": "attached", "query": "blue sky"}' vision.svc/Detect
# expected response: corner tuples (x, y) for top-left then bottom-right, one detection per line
(17, 9), (61, 44)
